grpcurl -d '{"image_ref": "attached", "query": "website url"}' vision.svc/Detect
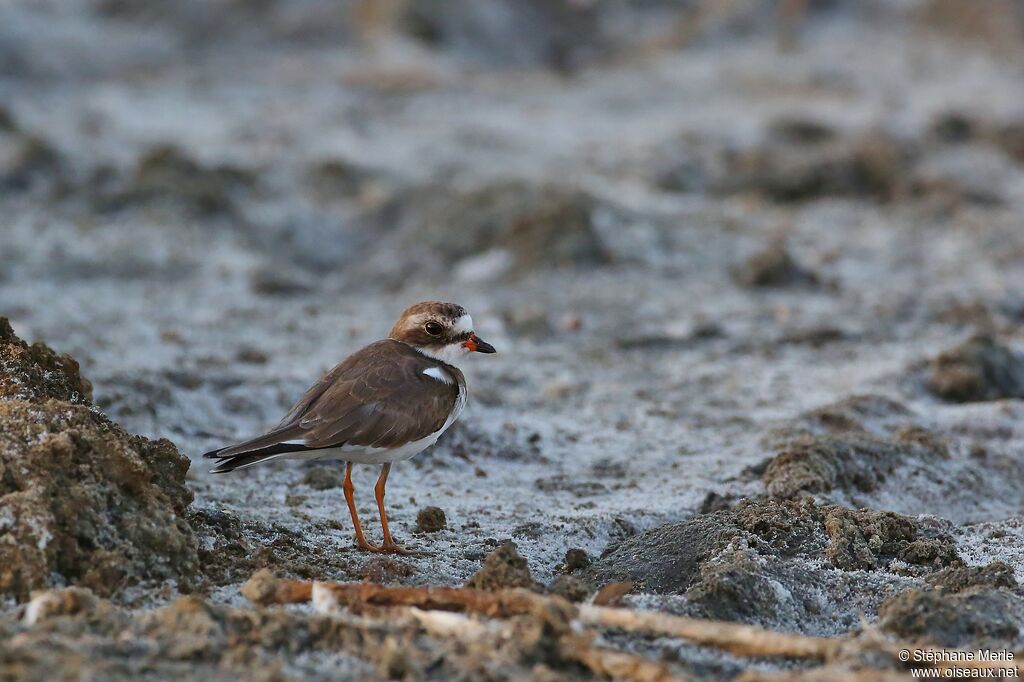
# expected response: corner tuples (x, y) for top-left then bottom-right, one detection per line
(911, 669), (1020, 679)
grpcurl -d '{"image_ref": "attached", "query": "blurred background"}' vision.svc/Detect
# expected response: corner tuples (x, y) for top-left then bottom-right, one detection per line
(2, 0), (1024, 620)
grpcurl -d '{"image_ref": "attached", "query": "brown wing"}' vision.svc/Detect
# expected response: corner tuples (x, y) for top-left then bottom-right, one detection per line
(207, 340), (459, 458)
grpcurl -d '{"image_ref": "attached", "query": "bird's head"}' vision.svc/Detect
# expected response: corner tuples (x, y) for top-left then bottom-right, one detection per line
(389, 301), (496, 366)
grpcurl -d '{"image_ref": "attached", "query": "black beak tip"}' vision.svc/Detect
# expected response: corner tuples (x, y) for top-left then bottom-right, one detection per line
(476, 339), (497, 354)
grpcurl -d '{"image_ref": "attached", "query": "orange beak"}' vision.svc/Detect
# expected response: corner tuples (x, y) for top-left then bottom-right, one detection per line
(463, 333), (496, 353)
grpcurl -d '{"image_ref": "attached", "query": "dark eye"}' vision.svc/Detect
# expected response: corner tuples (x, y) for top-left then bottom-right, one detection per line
(424, 321), (443, 336)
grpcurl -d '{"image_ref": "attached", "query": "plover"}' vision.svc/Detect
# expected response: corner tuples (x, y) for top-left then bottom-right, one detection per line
(204, 301), (495, 553)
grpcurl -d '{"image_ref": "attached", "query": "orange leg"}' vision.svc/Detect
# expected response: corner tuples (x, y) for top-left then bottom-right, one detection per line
(374, 463), (396, 548)
(373, 463), (426, 555)
(343, 462), (379, 551)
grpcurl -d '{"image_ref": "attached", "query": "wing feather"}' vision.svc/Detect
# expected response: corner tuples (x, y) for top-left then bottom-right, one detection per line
(204, 340), (461, 460)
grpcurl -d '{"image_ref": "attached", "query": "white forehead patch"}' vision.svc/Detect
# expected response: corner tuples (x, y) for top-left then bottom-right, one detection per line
(452, 314), (474, 334)
(423, 366), (453, 384)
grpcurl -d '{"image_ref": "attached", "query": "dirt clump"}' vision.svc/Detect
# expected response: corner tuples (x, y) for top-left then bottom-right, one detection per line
(0, 323), (196, 600)
(878, 586), (1024, 648)
(732, 242), (820, 288)
(465, 541), (542, 591)
(0, 134), (66, 193)
(415, 506), (447, 533)
(0, 318), (92, 403)
(96, 144), (257, 216)
(716, 130), (913, 203)
(361, 180), (613, 281)
(823, 507), (959, 573)
(557, 548), (592, 574)
(925, 561), (1018, 592)
(397, 0), (689, 72)
(0, 400), (197, 600)
(761, 395), (949, 499)
(925, 335), (1024, 402)
(586, 497), (958, 631)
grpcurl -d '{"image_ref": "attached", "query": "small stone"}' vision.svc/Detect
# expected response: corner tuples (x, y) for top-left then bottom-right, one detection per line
(732, 243), (819, 289)
(465, 541), (540, 591)
(558, 548), (592, 574)
(925, 335), (1024, 403)
(415, 506), (447, 533)
(236, 347), (269, 364)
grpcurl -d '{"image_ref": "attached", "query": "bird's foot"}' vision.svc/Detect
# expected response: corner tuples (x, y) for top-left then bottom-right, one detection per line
(354, 537), (382, 552)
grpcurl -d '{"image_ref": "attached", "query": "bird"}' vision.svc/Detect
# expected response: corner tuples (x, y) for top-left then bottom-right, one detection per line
(203, 301), (496, 554)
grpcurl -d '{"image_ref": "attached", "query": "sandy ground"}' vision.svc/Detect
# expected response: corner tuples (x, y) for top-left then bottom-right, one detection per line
(2, 1), (1024, 679)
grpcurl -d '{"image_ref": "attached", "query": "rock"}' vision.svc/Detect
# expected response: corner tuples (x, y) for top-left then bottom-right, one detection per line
(302, 465), (344, 490)
(0, 401), (197, 600)
(0, 323), (196, 600)
(557, 548), (591, 574)
(585, 497), (958, 630)
(235, 347), (269, 365)
(415, 506), (447, 533)
(397, 0), (686, 72)
(926, 561), (1019, 592)
(586, 498), (820, 595)
(465, 541), (540, 591)
(732, 243), (820, 288)
(98, 144), (256, 216)
(767, 117), (838, 145)
(0, 318), (92, 404)
(925, 561), (1019, 593)
(762, 395), (948, 499)
(0, 134), (65, 192)
(360, 181), (613, 281)
(925, 335), (1024, 402)
(715, 130), (913, 202)
(303, 157), (379, 203)
(823, 507), (959, 573)
(764, 434), (934, 499)
(249, 267), (316, 297)
(878, 587), (1024, 648)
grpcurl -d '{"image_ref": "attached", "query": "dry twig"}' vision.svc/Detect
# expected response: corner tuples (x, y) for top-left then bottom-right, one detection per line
(241, 573), (1024, 681)
(578, 605), (838, 660)
(310, 580), (547, 617)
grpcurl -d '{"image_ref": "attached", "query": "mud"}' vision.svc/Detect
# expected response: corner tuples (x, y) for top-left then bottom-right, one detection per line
(586, 497), (959, 632)
(925, 335), (1024, 402)
(3, 0), (1024, 679)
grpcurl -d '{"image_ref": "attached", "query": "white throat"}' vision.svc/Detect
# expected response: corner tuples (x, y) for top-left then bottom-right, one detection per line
(416, 341), (471, 367)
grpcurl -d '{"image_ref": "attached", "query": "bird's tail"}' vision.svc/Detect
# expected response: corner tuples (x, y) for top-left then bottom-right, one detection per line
(204, 440), (318, 473)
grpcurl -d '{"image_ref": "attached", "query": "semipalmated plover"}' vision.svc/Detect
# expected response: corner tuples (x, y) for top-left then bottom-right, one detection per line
(204, 301), (495, 553)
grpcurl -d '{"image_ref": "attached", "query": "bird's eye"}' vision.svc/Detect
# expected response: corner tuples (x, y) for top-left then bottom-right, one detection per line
(424, 321), (443, 336)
